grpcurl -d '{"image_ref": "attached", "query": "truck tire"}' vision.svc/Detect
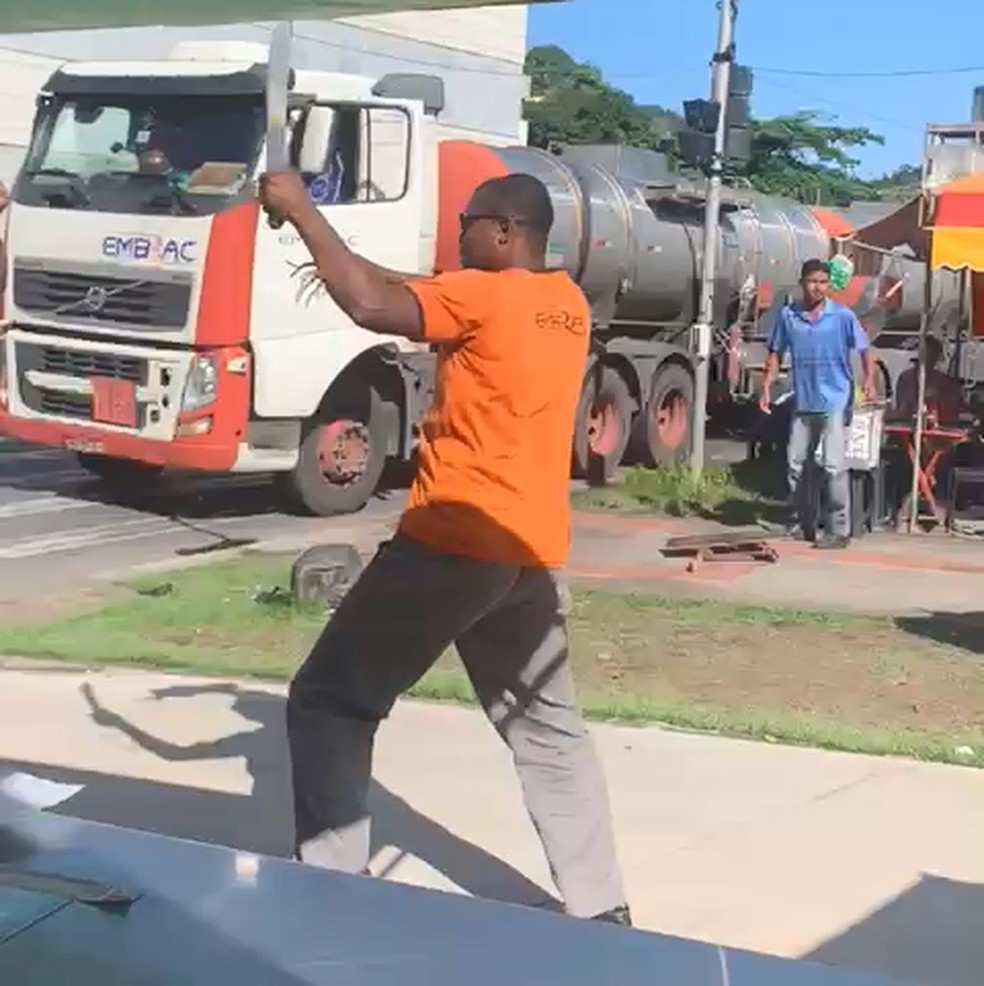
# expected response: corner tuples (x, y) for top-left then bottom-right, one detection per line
(282, 385), (389, 516)
(572, 365), (633, 481)
(76, 453), (164, 487)
(641, 362), (694, 467)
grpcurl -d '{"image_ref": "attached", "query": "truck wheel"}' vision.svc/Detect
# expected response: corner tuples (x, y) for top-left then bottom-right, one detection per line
(283, 386), (389, 516)
(76, 453), (164, 487)
(642, 363), (694, 467)
(572, 365), (633, 480)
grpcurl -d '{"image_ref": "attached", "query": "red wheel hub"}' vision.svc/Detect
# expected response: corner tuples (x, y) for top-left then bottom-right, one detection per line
(586, 400), (619, 456)
(653, 391), (687, 449)
(317, 419), (370, 484)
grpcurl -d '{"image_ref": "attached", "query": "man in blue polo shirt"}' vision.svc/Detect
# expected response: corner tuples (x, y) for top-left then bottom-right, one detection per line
(760, 259), (877, 549)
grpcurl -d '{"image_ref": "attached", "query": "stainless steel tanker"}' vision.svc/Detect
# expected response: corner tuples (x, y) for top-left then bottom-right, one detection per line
(498, 144), (963, 338)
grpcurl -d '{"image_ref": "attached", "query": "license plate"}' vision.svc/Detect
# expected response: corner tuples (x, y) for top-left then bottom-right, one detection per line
(65, 438), (104, 454)
(91, 376), (137, 428)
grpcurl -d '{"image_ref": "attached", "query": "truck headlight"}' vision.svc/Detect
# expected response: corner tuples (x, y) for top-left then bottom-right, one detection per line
(181, 355), (218, 412)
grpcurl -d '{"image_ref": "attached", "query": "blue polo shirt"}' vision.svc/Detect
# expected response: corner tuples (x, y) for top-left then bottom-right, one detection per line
(768, 299), (869, 414)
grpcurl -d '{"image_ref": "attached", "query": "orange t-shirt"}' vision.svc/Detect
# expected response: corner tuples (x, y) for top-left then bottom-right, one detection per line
(399, 267), (590, 568)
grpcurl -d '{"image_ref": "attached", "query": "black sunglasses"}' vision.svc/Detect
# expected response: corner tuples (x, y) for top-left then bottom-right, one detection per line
(459, 213), (528, 234)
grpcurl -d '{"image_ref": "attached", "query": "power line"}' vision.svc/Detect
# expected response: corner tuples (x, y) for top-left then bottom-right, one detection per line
(756, 77), (925, 135)
(608, 62), (984, 84)
(755, 63), (984, 80)
(607, 64), (984, 84)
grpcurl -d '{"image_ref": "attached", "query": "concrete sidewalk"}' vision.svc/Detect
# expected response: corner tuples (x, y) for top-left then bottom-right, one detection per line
(0, 664), (980, 986)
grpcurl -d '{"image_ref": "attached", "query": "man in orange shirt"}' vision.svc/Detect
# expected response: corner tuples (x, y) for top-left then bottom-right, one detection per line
(260, 170), (629, 926)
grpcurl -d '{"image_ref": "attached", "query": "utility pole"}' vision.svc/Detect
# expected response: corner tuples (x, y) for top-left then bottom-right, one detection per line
(690, 0), (737, 476)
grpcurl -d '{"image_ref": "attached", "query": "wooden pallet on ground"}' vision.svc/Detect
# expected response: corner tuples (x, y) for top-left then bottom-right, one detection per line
(663, 530), (782, 573)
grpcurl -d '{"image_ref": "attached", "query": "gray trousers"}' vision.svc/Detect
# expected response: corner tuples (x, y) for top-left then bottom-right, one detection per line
(788, 410), (850, 538)
(286, 533), (626, 918)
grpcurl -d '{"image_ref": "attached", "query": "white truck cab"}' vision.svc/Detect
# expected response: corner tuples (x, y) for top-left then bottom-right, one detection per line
(0, 41), (448, 514)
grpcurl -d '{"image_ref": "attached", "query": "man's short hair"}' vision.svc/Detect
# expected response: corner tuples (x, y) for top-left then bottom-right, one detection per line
(474, 173), (554, 244)
(800, 258), (829, 280)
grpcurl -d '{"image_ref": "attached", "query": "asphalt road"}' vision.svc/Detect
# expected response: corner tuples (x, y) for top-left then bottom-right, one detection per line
(0, 435), (747, 610)
(0, 437), (403, 607)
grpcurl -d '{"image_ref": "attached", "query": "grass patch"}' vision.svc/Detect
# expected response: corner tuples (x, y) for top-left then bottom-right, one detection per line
(573, 460), (786, 525)
(1, 554), (982, 769)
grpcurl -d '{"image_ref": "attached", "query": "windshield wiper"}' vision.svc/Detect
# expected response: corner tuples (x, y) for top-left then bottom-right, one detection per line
(0, 868), (140, 911)
(147, 185), (200, 216)
(22, 166), (79, 181)
(103, 172), (199, 216)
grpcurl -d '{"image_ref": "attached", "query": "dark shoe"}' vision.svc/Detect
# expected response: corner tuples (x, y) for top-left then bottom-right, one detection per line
(592, 904), (633, 927)
(814, 534), (850, 550)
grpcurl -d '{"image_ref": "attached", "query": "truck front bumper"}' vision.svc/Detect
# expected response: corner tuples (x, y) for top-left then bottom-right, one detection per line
(0, 327), (252, 473)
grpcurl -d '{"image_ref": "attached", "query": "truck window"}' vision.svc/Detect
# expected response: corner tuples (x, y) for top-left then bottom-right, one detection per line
(360, 107), (410, 203)
(45, 104), (135, 177)
(299, 104), (409, 207)
(15, 94), (264, 217)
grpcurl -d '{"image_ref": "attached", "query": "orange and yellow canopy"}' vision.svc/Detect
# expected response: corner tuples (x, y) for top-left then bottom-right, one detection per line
(928, 174), (984, 273)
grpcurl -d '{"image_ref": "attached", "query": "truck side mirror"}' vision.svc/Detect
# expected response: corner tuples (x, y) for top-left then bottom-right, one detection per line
(371, 73), (445, 116)
(295, 106), (336, 176)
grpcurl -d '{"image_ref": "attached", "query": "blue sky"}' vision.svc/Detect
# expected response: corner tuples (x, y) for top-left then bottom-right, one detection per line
(527, 0), (984, 178)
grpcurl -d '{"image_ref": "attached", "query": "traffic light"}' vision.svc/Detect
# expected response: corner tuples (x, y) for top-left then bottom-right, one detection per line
(677, 63), (754, 171)
(726, 63), (753, 160)
(677, 99), (718, 170)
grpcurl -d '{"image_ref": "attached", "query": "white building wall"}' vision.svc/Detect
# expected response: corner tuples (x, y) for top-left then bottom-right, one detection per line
(341, 6), (528, 64)
(0, 48), (60, 184)
(0, 5), (531, 186)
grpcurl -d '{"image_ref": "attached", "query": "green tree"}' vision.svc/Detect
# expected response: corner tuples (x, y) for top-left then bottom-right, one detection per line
(523, 45), (667, 151)
(870, 163), (922, 200)
(523, 45), (905, 207)
(733, 111), (885, 204)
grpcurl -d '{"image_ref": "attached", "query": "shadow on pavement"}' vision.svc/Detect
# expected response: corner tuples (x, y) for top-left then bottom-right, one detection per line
(894, 612), (984, 656)
(3, 681), (555, 912)
(804, 874), (984, 986)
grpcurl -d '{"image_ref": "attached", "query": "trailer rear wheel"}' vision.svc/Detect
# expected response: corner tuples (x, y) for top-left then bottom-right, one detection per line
(572, 365), (633, 480)
(643, 363), (694, 467)
(76, 453), (164, 487)
(283, 386), (388, 516)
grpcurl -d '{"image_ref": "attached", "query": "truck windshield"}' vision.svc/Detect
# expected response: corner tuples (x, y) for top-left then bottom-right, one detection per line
(14, 93), (264, 216)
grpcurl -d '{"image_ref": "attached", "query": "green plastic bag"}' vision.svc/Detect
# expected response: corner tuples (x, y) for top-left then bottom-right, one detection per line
(827, 254), (854, 292)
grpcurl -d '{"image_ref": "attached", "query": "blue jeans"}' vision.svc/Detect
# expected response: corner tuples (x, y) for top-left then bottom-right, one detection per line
(787, 411), (850, 538)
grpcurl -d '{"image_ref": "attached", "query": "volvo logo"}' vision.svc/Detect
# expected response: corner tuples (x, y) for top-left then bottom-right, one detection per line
(82, 286), (109, 313)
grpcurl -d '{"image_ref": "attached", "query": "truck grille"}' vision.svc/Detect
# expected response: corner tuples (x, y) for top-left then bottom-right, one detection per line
(13, 265), (192, 329)
(38, 346), (144, 384)
(38, 391), (92, 420)
(16, 342), (148, 424)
